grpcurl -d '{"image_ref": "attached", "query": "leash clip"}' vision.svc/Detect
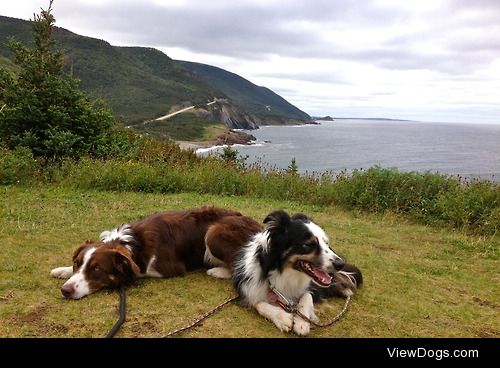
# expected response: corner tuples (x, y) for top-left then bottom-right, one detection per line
(269, 285), (296, 313)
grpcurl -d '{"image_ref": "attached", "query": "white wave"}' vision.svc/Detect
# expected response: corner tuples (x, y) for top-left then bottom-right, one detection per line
(196, 145), (225, 154)
(195, 141), (265, 155)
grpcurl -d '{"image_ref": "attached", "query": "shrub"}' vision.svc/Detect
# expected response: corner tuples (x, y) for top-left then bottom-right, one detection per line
(0, 146), (39, 185)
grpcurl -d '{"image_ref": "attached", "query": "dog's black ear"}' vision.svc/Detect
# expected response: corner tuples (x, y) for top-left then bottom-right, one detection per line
(341, 263), (363, 286)
(263, 210), (291, 230)
(291, 213), (311, 223)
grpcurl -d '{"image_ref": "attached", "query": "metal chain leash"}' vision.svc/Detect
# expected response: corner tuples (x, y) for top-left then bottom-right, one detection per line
(106, 285), (350, 338)
(270, 285), (351, 328)
(292, 295), (351, 327)
(160, 295), (240, 338)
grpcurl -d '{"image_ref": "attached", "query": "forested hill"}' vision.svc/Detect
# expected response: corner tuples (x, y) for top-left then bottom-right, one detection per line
(179, 61), (311, 124)
(0, 15), (221, 123)
(0, 15), (311, 125)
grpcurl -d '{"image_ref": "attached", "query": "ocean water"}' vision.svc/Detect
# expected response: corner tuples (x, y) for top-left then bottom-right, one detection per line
(200, 119), (500, 181)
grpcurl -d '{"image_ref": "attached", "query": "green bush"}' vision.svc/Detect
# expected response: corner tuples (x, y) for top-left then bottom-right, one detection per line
(0, 146), (39, 185)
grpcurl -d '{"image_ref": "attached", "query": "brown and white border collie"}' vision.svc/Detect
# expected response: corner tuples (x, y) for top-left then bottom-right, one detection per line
(232, 210), (362, 336)
(50, 207), (262, 299)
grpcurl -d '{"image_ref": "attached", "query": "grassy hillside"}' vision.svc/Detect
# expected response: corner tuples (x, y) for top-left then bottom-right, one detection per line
(180, 61), (311, 123)
(134, 112), (226, 141)
(0, 186), (497, 337)
(0, 15), (221, 123)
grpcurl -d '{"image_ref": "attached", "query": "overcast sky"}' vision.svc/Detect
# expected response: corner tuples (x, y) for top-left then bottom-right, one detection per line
(2, 0), (500, 123)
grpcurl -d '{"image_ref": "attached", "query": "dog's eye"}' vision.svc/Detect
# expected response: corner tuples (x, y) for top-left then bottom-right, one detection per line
(302, 243), (314, 250)
(91, 265), (100, 272)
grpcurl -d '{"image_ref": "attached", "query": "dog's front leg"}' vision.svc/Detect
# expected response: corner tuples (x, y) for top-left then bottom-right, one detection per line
(50, 266), (73, 279)
(255, 301), (294, 333)
(293, 292), (316, 336)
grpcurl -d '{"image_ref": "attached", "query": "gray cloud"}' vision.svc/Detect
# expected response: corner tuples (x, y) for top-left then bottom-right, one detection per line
(53, 0), (399, 58)
(447, 36), (500, 53)
(255, 71), (352, 85)
(450, 0), (500, 12)
(2, 0), (499, 125)
(55, 1), (323, 59)
(0, 0), (487, 122)
(50, 0), (500, 76)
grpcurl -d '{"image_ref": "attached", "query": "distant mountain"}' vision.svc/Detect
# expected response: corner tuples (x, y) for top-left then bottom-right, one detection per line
(0, 16), (220, 123)
(313, 115), (335, 121)
(0, 15), (311, 127)
(179, 61), (311, 124)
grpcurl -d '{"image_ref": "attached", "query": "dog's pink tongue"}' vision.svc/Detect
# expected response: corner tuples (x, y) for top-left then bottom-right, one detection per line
(312, 268), (332, 285)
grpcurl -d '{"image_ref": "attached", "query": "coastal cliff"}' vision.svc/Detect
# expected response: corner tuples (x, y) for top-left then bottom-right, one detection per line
(195, 102), (261, 130)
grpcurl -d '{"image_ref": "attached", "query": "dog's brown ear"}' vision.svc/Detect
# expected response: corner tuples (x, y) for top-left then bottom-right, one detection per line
(72, 242), (92, 262)
(113, 249), (140, 279)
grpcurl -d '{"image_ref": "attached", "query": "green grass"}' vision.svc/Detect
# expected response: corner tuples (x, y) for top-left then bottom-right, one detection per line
(0, 185), (498, 337)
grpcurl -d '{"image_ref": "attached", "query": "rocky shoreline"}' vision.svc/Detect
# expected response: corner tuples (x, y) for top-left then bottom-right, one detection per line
(176, 129), (256, 151)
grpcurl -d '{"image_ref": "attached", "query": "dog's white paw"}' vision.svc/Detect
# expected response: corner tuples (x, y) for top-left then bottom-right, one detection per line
(273, 311), (294, 333)
(50, 266), (73, 279)
(206, 267), (232, 279)
(293, 316), (311, 336)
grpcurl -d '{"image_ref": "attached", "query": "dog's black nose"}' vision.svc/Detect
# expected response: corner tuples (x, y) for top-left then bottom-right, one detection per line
(61, 283), (75, 298)
(333, 257), (346, 271)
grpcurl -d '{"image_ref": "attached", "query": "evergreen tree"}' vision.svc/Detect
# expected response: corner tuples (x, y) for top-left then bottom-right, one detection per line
(0, 0), (114, 159)
(287, 157), (298, 175)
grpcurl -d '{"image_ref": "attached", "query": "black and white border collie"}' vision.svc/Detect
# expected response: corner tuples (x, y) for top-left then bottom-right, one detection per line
(233, 210), (361, 336)
(50, 207), (262, 299)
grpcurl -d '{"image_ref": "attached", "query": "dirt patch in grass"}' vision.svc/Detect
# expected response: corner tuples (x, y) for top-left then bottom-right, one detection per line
(370, 243), (397, 251)
(8, 303), (70, 336)
(472, 296), (500, 311)
(474, 327), (500, 337)
(129, 320), (160, 337)
(18, 304), (50, 323)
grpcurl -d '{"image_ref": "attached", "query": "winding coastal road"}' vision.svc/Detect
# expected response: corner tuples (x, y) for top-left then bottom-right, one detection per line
(147, 98), (220, 123)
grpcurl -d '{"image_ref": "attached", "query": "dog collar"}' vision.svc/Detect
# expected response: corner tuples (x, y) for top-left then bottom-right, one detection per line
(268, 285), (295, 313)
